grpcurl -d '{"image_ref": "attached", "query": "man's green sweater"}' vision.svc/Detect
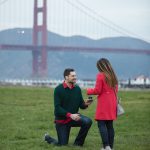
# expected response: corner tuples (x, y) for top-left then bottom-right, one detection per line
(54, 83), (87, 120)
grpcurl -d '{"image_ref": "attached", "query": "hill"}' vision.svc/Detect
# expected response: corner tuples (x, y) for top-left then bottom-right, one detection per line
(0, 28), (150, 79)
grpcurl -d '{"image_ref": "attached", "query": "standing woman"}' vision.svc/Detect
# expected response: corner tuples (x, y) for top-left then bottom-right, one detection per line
(87, 58), (118, 150)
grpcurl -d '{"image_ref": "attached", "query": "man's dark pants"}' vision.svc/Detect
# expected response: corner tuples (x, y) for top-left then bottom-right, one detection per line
(46, 115), (92, 146)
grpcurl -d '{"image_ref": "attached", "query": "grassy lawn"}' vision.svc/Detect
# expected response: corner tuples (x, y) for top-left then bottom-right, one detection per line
(0, 86), (150, 150)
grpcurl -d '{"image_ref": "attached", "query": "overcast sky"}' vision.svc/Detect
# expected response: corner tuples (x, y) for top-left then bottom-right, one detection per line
(0, 0), (150, 42)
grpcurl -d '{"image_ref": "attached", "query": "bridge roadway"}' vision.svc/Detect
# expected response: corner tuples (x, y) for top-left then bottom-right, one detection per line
(0, 44), (150, 55)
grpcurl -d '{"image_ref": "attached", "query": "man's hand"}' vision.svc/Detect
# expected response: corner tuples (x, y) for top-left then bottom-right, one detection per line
(84, 99), (93, 106)
(70, 114), (81, 121)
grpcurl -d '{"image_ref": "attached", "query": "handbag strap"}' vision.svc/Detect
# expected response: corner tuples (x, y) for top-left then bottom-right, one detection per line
(113, 88), (119, 104)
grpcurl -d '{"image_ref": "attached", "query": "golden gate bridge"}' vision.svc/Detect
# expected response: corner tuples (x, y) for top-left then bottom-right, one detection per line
(0, 0), (150, 78)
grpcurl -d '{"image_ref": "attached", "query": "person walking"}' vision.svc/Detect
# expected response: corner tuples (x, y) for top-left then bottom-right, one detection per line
(87, 58), (118, 150)
(45, 68), (93, 146)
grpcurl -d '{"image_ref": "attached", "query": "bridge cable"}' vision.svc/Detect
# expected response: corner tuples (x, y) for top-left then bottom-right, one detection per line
(65, 0), (150, 43)
(0, 0), (9, 6)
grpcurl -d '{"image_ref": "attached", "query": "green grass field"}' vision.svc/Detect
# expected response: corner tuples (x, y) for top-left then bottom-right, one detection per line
(0, 86), (150, 150)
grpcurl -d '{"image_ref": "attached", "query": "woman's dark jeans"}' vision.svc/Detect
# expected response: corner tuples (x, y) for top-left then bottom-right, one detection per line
(97, 120), (114, 149)
(55, 115), (92, 146)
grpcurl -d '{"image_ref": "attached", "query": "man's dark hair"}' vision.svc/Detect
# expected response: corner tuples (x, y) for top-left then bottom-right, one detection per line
(64, 68), (75, 79)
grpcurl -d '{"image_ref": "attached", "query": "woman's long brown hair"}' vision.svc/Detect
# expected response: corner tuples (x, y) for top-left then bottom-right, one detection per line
(97, 58), (118, 88)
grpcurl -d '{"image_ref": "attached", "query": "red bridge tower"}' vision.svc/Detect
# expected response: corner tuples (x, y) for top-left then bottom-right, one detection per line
(33, 0), (47, 78)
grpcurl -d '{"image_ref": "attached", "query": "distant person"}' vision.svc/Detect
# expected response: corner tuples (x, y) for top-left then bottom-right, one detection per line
(87, 58), (118, 150)
(44, 68), (93, 146)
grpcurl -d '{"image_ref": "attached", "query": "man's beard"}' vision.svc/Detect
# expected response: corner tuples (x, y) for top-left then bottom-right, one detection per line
(68, 80), (76, 84)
